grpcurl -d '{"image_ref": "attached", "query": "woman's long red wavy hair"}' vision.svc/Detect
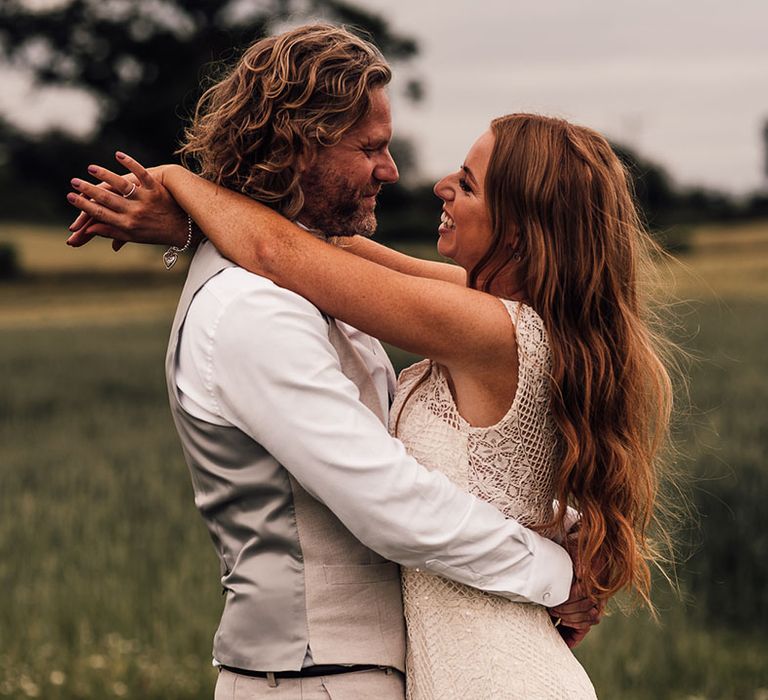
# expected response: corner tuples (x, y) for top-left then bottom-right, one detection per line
(471, 114), (676, 606)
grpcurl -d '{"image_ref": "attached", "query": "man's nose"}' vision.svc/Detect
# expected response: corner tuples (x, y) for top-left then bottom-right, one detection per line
(376, 149), (399, 184)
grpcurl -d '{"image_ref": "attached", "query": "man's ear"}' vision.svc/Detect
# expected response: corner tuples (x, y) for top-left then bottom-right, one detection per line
(297, 146), (318, 175)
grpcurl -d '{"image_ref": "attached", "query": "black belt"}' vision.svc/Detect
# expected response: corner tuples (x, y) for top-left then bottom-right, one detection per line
(220, 663), (381, 679)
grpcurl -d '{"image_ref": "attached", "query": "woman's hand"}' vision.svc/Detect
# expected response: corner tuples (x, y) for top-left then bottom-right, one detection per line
(66, 152), (189, 250)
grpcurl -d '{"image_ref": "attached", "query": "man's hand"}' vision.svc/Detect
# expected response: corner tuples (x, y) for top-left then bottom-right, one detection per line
(547, 531), (606, 648)
(548, 577), (605, 648)
(66, 153), (188, 250)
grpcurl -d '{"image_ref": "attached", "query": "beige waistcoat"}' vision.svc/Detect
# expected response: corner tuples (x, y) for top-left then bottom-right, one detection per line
(165, 243), (406, 672)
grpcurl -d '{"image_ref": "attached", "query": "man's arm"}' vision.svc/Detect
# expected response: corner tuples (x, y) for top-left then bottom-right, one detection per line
(183, 262), (573, 607)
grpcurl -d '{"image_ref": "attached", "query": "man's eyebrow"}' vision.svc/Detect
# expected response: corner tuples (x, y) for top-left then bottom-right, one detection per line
(363, 137), (390, 148)
(461, 165), (478, 186)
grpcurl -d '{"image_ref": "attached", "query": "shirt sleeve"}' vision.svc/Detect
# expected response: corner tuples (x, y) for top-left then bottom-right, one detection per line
(549, 501), (581, 545)
(192, 273), (573, 606)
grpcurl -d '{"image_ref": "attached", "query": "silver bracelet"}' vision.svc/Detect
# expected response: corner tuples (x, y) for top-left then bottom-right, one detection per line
(163, 214), (194, 270)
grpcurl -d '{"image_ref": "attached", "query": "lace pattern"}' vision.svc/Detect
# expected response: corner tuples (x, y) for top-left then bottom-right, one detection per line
(390, 300), (596, 699)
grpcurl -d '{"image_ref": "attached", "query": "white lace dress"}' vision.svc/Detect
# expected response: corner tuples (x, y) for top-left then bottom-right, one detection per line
(390, 300), (597, 700)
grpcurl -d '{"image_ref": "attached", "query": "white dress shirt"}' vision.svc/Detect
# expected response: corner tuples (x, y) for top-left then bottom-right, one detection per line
(175, 263), (573, 607)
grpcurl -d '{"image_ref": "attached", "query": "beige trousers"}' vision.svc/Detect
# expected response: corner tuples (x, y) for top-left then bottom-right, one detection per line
(215, 667), (405, 700)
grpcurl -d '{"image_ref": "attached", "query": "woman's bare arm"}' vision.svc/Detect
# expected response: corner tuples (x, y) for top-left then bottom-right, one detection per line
(67, 159), (512, 371)
(67, 162), (465, 285)
(160, 165), (511, 370)
(337, 236), (466, 285)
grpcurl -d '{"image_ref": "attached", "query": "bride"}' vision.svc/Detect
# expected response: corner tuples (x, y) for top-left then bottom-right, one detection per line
(67, 113), (673, 699)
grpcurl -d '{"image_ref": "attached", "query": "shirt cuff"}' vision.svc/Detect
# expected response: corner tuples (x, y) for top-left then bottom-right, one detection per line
(523, 536), (573, 607)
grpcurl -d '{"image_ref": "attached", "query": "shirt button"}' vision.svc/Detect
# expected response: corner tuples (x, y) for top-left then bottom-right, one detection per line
(543, 591), (551, 602)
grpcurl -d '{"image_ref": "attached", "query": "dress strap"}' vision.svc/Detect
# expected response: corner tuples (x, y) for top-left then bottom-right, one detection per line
(497, 299), (551, 378)
(388, 359), (431, 433)
(498, 298), (523, 327)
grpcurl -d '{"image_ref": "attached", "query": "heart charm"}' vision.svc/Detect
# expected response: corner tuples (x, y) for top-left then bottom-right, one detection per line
(163, 249), (179, 270)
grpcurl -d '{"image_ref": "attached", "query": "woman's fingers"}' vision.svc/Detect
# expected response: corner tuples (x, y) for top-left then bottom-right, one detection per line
(66, 221), (128, 247)
(68, 171), (138, 231)
(70, 177), (129, 214)
(68, 179), (118, 231)
(66, 158), (150, 245)
(115, 151), (155, 189)
(69, 210), (91, 232)
(86, 164), (138, 197)
(66, 156), (182, 248)
(65, 228), (95, 247)
(66, 191), (125, 228)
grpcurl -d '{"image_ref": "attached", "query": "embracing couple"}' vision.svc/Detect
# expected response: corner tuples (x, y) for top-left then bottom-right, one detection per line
(66, 23), (672, 700)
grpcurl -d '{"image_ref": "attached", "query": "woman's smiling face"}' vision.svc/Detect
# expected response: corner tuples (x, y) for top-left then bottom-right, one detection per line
(433, 129), (495, 272)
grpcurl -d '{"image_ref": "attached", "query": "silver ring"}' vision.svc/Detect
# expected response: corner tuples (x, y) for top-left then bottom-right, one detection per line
(122, 182), (137, 198)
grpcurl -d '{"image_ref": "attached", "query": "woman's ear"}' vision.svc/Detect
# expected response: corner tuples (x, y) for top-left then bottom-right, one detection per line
(507, 235), (522, 261)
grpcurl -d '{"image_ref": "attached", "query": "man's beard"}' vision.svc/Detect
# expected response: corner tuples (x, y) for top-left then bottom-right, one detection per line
(299, 166), (379, 238)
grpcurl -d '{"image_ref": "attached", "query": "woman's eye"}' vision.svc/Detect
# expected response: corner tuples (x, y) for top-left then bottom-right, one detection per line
(459, 177), (472, 193)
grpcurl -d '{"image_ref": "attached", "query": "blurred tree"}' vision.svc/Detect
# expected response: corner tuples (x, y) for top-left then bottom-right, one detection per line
(0, 0), (421, 218)
(746, 191), (768, 218)
(0, 241), (20, 279)
(763, 118), (768, 183)
(611, 142), (677, 227)
(376, 181), (440, 244)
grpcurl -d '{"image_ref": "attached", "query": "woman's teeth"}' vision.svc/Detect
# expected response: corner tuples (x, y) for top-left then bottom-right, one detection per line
(440, 211), (456, 230)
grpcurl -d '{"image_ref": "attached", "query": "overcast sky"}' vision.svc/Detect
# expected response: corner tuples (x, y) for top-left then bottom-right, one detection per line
(361, 0), (768, 194)
(2, 0), (766, 194)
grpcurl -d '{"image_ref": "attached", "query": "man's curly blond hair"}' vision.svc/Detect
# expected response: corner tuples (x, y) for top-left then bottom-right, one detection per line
(178, 24), (392, 219)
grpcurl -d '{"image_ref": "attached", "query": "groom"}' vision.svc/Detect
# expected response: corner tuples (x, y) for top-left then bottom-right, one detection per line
(68, 24), (598, 699)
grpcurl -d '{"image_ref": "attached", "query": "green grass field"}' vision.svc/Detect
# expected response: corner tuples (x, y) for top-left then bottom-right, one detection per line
(1, 222), (767, 699)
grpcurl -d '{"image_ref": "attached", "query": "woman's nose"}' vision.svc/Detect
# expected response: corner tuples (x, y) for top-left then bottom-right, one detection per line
(433, 173), (454, 201)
